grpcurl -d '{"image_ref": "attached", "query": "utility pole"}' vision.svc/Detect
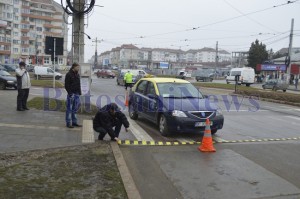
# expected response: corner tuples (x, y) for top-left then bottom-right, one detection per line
(287, 18), (294, 84)
(92, 37), (101, 67)
(73, 0), (85, 64)
(215, 41), (218, 77)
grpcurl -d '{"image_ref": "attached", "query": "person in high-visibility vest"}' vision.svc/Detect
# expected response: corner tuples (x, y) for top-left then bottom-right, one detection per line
(124, 70), (133, 90)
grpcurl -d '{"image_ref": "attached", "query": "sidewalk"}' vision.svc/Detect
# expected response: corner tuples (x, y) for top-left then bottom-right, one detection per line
(0, 90), (89, 153)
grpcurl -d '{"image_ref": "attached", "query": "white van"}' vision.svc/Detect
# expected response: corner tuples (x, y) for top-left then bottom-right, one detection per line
(34, 66), (62, 80)
(226, 67), (255, 86)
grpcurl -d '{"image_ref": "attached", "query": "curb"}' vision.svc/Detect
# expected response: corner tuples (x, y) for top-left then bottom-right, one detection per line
(110, 142), (141, 199)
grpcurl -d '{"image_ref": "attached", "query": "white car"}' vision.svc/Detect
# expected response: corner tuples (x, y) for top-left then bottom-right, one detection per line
(226, 67), (255, 86)
(34, 66), (62, 80)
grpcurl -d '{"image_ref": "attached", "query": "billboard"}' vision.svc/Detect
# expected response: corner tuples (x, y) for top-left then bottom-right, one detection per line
(160, 62), (169, 69)
(261, 64), (286, 71)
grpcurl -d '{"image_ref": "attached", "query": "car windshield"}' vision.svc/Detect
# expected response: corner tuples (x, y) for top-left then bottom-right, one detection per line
(157, 83), (203, 98)
(0, 71), (11, 76)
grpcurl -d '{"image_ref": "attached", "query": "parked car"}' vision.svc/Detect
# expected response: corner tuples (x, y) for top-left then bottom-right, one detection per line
(0, 65), (7, 71)
(96, 69), (116, 78)
(262, 79), (289, 92)
(226, 67), (255, 86)
(176, 71), (187, 79)
(34, 66), (62, 80)
(1, 64), (17, 72)
(195, 69), (214, 82)
(0, 70), (17, 90)
(128, 78), (224, 136)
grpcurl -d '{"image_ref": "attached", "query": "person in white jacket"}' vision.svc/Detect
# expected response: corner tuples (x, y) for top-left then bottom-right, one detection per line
(15, 61), (31, 111)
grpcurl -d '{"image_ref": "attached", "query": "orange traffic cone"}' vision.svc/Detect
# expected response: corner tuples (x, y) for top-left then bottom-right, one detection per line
(198, 118), (216, 152)
(125, 91), (129, 107)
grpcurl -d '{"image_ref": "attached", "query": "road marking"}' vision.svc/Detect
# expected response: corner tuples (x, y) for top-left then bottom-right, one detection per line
(213, 136), (228, 143)
(0, 123), (80, 131)
(117, 136), (300, 146)
(128, 119), (154, 141)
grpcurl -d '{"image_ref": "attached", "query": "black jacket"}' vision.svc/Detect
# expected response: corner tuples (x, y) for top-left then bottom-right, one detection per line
(93, 104), (130, 134)
(65, 69), (81, 95)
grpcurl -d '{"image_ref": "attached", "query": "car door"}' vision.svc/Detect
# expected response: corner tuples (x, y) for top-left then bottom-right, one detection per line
(143, 81), (158, 122)
(134, 80), (148, 118)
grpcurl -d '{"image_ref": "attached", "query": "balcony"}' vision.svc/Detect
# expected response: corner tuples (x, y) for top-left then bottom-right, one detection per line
(43, 31), (62, 37)
(21, 13), (52, 21)
(21, 29), (30, 33)
(0, 50), (11, 55)
(21, 36), (30, 40)
(0, 41), (11, 45)
(21, 20), (30, 24)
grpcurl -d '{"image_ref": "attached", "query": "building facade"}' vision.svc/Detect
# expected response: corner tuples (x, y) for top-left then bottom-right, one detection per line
(0, 0), (68, 66)
(96, 44), (231, 69)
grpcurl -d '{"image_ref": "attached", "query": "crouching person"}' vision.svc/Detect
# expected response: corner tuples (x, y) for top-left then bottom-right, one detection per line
(93, 103), (129, 141)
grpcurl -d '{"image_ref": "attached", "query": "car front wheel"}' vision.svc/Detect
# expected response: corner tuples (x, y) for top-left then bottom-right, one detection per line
(211, 129), (218, 134)
(0, 82), (6, 90)
(159, 114), (169, 136)
(129, 103), (138, 120)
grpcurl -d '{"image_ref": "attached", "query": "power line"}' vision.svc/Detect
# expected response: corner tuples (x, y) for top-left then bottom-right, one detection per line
(223, 0), (280, 33)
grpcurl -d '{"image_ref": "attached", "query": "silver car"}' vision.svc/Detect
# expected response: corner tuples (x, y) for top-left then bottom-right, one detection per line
(262, 79), (289, 92)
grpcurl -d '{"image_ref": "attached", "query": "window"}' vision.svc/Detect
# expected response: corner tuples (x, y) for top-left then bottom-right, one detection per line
(37, 35), (42, 39)
(14, 24), (19, 28)
(136, 80), (148, 94)
(13, 48), (19, 53)
(22, 48), (28, 53)
(14, 0), (20, 4)
(44, 57), (50, 64)
(146, 82), (156, 95)
(36, 27), (42, 32)
(13, 40), (20, 44)
(14, 8), (19, 13)
(6, 13), (13, 19)
(37, 42), (42, 46)
(14, 32), (19, 36)
(59, 58), (63, 65)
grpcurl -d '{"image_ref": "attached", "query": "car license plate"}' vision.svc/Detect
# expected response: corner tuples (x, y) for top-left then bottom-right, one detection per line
(195, 121), (213, 127)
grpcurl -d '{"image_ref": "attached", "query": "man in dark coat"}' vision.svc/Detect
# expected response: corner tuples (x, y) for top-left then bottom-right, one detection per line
(93, 103), (129, 141)
(65, 63), (82, 128)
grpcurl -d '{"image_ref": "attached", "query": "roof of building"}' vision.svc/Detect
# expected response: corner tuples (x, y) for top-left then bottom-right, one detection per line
(273, 53), (300, 62)
(120, 44), (139, 49)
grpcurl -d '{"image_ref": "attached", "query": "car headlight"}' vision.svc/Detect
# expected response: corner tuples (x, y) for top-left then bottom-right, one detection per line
(216, 109), (223, 116)
(7, 81), (14, 84)
(172, 110), (187, 117)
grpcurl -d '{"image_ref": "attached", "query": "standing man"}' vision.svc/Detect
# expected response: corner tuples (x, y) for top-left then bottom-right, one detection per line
(16, 61), (31, 111)
(65, 63), (82, 128)
(295, 76), (299, 90)
(124, 70), (133, 90)
(93, 103), (129, 141)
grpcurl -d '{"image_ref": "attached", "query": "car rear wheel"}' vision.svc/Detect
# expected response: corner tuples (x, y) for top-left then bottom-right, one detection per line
(283, 90), (286, 92)
(246, 83), (250, 87)
(159, 114), (169, 136)
(129, 103), (138, 120)
(262, 85), (266, 89)
(0, 82), (6, 90)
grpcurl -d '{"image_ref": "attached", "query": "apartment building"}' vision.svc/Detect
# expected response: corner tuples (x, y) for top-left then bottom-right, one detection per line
(0, 0), (68, 66)
(96, 45), (231, 69)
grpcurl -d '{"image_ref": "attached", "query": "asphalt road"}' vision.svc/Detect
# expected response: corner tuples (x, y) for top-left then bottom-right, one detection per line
(24, 76), (300, 198)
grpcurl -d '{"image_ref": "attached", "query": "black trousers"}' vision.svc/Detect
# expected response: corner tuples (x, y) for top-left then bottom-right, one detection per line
(125, 83), (133, 90)
(17, 88), (29, 109)
(94, 120), (122, 140)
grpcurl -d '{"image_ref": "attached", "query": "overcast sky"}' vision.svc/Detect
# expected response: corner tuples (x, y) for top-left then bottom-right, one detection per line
(56, 0), (300, 62)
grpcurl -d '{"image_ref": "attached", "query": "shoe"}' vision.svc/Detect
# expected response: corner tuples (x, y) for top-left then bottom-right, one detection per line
(72, 123), (82, 127)
(67, 125), (74, 128)
(17, 108), (25, 111)
(23, 107), (29, 110)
